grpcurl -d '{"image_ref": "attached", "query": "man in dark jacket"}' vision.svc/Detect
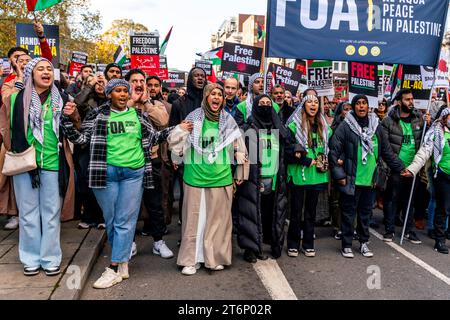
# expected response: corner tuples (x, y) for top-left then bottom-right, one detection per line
(329, 94), (404, 258)
(168, 67), (206, 127)
(381, 88), (429, 244)
(146, 75), (175, 227)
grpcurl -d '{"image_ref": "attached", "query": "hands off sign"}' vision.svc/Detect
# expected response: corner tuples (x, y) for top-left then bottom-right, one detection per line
(221, 42), (263, 76)
(16, 23), (60, 67)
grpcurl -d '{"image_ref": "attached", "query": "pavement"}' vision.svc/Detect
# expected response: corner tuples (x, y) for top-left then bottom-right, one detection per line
(0, 216), (105, 300)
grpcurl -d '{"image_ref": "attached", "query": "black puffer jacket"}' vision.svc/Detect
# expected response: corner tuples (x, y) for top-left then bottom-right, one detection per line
(168, 68), (205, 126)
(235, 119), (289, 258)
(381, 106), (424, 155)
(329, 117), (405, 195)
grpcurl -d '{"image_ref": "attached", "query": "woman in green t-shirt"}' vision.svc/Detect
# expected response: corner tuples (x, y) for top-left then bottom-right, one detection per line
(168, 83), (248, 276)
(285, 95), (331, 257)
(3, 57), (77, 277)
(62, 79), (192, 288)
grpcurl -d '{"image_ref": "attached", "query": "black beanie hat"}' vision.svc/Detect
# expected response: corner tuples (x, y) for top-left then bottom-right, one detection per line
(104, 63), (122, 78)
(351, 94), (369, 110)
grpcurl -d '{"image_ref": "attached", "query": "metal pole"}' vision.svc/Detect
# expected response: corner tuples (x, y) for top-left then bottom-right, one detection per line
(399, 68), (436, 245)
(381, 63), (385, 99)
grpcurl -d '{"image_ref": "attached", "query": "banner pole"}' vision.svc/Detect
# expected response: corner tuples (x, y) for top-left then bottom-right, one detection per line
(399, 67), (437, 245)
(381, 63), (385, 99)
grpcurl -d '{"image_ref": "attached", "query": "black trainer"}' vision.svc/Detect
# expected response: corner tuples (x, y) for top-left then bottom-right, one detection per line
(383, 232), (394, 242)
(434, 241), (449, 254)
(23, 266), (40, 276)
(44, 266), (60, 276)
(243, 250), (257, 263)
(405, 231), (422, 244)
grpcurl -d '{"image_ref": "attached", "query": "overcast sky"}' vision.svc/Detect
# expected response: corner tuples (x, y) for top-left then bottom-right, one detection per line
(90, 0), (267, 71)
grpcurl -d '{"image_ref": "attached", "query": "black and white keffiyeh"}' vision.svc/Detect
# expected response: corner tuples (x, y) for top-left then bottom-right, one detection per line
(185, 108), (242, 163)
(23, 57), (63, 145)
(287, 95), (330, 156)
(344, 111), (379, 164)
(424, 107), (450, 177)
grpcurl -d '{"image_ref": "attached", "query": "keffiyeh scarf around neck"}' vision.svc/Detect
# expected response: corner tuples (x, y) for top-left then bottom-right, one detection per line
(287, 95), (329, 156)
(23, 57), (63, 145)
(424, 108), (450, 177)
(344, 111), (379, 164)
(185, 108), (242, 163)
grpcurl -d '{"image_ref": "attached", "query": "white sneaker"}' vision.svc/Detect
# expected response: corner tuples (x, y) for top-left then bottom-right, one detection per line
(153, 240), (174, 259)
(360, 242), (374, 258)
(118, 262), (129, 279)
(4, 216), (19, 230)
(93, 267), (122, 289)
(181, 263), (201, 276)
(210, 265), (224, 271)
(129, 242), (137, 260)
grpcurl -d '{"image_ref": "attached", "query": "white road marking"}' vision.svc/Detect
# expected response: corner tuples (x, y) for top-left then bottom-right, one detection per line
(253, 258), (298, 300)
(370, 228), (450, 286)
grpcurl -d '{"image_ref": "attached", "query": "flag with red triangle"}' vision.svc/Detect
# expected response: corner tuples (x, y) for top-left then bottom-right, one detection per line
(26, 0), (62, 11)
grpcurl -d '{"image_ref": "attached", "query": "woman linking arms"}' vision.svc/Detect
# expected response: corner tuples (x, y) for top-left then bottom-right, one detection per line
(62, 79), (192, 288)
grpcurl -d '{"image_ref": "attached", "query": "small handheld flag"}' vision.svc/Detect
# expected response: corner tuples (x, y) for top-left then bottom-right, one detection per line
(26, 0), (62, 11)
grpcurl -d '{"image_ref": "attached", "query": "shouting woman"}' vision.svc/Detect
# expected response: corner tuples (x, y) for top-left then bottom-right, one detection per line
(62, 79), (192, 288)
(168, 83), (248, 275)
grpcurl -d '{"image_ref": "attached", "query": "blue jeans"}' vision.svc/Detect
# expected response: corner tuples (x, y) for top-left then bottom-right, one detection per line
(13, 170), (62, 269)
(93, 165), (144, 263)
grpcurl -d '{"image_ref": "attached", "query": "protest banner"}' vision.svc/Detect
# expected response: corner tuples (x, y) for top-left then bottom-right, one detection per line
(156, 56), (168, 80)
(294, 59), (308, 85)
(68, 51), (88, 76)
(195, 60), (213, 76)
(130, 32), (160, 75)
(163, 71), (186, 88)
(348, 61), (379, 107)
(16, 23), (60, 67)
(378, 64), (393, 99)
(221, 42), (263, 75)
(402, 65), (431, 109)
(307, 60), (334, 96)
(95, 64), (107, 75)
(266, 0), (448, 67)
(268, 62), (303, 95)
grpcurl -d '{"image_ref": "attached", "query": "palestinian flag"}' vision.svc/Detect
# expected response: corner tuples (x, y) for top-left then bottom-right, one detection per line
(26, 0), (62, 11)
(256, 21), (266, 41)
(202, 47), (223, 66)
(114, 45), (127, 67)
(160, 26), (173, 56)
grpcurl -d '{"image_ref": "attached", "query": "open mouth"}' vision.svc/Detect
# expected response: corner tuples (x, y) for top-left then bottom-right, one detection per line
(135, 87), (144, 93)
(210, 102), (221, 111)
(41, 75), (51, 82)
(118, 98), (128, 104)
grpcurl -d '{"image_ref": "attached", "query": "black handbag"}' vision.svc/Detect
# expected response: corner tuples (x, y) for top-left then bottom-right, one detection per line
(375, 158), (390, 191)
